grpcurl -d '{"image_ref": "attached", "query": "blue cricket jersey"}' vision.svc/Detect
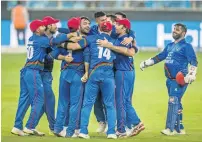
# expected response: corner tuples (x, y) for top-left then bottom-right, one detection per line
(43, 33), (72, 71)
(79, 33), (116, 69)
(114, 34), (134, 71)
(47, 45), (84, 71)
(25, 34), (51, 70)
(152, 39), (198, 79)
(25, 33), (69, 71)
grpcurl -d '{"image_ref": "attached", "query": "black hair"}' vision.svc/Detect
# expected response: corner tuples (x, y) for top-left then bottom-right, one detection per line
(115, 12), (127, 18)
(80, 16), (91, 23)
(174, 23), (187, 34)
(94, 11), (106, 19)
(106, 14), (116, 23)
(126, 29), (130, 34)
(69, 28), (77, 32)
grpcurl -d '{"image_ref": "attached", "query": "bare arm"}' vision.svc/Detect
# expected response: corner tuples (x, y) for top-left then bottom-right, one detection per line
(57, 54), (73, 63)
(97, 39), (135, 57)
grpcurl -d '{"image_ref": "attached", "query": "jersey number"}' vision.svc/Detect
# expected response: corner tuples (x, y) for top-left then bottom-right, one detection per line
(27, 46), (34, 59)
(98, 46), (111, 60)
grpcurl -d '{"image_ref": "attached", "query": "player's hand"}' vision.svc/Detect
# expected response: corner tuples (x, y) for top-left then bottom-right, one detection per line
(140, 58), (154, 71)
(96, 38), (111, 48)
(64, 55), (73, 63)
(81, 72), (88, 83)
(184, 65), (197, 84)
(140, 61), (146, 71)
(69, 36), (82, 43)
(121, 37), (133, 46)
(67, 32), (78, 38)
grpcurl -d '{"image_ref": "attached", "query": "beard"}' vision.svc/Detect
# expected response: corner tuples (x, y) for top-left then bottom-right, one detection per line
(50, 30), (56, 34)
(80, 28), (89, 35)
(172, 32), (182, 40)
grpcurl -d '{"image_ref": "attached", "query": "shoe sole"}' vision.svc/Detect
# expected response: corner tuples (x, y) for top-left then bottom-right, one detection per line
(78, 135), (90, 139)
(160, 131), (175, 136)
(11, 132), (29, 136)
(130, 126), (145, 137)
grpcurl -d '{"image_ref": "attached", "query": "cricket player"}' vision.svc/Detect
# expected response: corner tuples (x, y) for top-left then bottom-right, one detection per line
(140, 23), (198, 135)
(97, 18), (145, 137)
(91, 11), (137, 133)
(33, 16), (60, 134)
(61, 21), (117, 139)
(11, 19), (76, 136)
(53, 17), (87, 137)
(63, 16), (92, 134)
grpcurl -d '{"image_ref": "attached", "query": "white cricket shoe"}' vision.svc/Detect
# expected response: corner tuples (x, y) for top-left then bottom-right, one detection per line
(96, 122), (106, 133)
(72, 129), (80, 138)
(125, 127), (132, 136)
(23, 127), (34, 135)
(116, 131), (127, 138)
(58, 129), (66, 137)
(173, 129), (186, 135)
(78, 133), (90, 139)
(11, 127), (29, 136)
(107, 134), (117, 139)
(23, 127), (45, 136)
(161, 128), (175, 136)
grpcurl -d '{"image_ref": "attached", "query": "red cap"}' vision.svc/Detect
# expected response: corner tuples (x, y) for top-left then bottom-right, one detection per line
(116, 18), (131, 29)
(67, 17), (80, 30)
(42, 16), (59, 26)
(176, 71), (186, 86)
(100, 21), (112, 32)
(30, 19), (45, 32)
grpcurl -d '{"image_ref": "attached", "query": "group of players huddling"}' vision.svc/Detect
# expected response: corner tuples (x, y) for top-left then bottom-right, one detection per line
(11, 11), (198, 139)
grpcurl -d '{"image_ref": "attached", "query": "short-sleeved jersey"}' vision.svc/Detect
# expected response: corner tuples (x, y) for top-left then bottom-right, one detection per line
(114, 34), (134, 71)
(79, 33), (116, 69)
(152, 39), (198, 79)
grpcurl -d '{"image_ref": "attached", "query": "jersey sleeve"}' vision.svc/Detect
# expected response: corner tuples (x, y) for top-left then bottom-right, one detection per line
(152, 45), (168, 64)
(40, 34), (68, 48)
(185, 44), (198, 67)
(78, 35), (93, 49)
(58, 28), (70, 34)
(45, 47), (65, 60)
(88, 25), (98, 35)
(128, 30), (136, 40)
(83, 47), (90, 63)
(50, 33), (68, 45)
(110, 26), (118, 39)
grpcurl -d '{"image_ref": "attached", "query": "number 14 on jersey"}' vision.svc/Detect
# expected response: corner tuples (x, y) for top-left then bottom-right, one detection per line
(98, 46), (111, 60)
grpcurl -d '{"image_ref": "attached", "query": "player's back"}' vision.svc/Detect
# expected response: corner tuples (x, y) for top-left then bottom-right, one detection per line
(25, 34), (49, 70)
(87, 33), (116, 69)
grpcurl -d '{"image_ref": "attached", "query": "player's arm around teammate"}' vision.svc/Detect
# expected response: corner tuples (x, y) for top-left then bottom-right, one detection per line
(97, 18), (145, 138)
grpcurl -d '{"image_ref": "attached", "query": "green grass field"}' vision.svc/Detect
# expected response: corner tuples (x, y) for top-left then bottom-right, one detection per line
(2, 52), (202, 142)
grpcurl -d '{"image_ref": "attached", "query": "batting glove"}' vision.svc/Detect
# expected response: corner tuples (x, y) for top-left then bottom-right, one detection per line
(184, 65), (197, 84)
(140, 58), (154, 71)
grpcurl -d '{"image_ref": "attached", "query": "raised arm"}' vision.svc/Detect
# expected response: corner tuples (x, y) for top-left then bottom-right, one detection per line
(140, 45), (169, 71)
